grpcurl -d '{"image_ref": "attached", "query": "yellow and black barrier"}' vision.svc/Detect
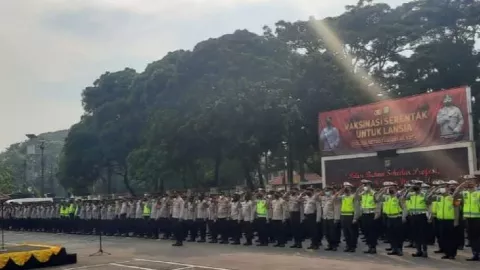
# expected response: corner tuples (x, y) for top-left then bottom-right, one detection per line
(0, 244), (76, 270)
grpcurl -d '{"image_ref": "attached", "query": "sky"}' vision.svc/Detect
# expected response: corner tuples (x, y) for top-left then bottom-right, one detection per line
(0, 0), (405, 150)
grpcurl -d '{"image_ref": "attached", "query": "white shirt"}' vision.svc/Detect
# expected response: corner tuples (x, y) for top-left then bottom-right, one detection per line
(172, 197), (185, 219)
(196, 200), (208, 219)
(271, 199), (286, 221)
(241, 200), (255, 221)
(230, 201), (242, 221)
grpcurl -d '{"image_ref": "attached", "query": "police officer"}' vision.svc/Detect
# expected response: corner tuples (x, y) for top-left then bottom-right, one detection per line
(286, 189), (303, 248)
(404, 180), (430, 257)
(357, 179), (378, 254)
(241, 192), (255, 246)
(454, 175), (480, 261)
(270, 192), (287, 247)
(195, 194), (208, 243)
(323, 186), (340, 251)
(217, 193), (230, 244)
(172, 192), (185, 246)
(379, 182), (406, 256)
(335, 182), (359, 252)
(230, 193), (242, 245)
(304, 188), (320, 250)
(255, 192), (269, 246)
(435, 180), (460, 259)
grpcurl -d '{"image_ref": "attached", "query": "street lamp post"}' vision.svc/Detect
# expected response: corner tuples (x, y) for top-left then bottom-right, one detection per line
(25, 134), (46, 197)
(40, 141), (45, 196)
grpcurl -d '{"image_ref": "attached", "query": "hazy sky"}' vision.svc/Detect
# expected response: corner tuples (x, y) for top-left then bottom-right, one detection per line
(0, 0), (405, 150)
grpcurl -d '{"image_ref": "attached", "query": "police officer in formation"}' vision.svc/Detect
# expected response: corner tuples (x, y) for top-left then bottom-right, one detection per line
(2, 176), (480, 261)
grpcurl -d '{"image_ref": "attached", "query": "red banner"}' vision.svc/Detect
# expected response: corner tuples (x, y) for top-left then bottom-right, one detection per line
(318, 87), (470, 154)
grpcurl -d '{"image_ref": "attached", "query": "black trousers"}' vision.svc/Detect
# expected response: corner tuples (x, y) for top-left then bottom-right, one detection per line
(217, 218), (228, 242)
(195, 219), (207, 240)
(289, 212), (302, 245)
(242, 221), (253, 244)
(341, 215), (358, 249)
(324, 219), (340, 248)
(387, 217), (404, 251)
(362, 213), (378, 248)
(305, 214), (318, 247)
(439, 219), (458, 257)
(208, 220), (218, 241)
(230, 220), (242, 243)
(317, 221), (323, 244)
(159, 217), (171, 238)
(271, 220), (285, 245)
(172, 218), (183, 243)
(467, 218), (480, 255)
(411, 214), (428, 252)
(256, 217), (268, 245)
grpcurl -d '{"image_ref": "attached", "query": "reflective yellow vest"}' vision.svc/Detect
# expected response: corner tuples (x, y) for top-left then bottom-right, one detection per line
(382, 195), (389, 213)
(431, 201), (437, 217)
(463, 191), (480, 218)
(408, 194), (427, 214)
(384, 196), (402, 217)
(341, 195), (355, 216)
(361, 192), (376, 212)
(143, 204), (151, 216)
(68, 204), (75, 215)
(437, 195), (455, 220)
(256, 200), (267, 217)
(60, 206), (67, 217)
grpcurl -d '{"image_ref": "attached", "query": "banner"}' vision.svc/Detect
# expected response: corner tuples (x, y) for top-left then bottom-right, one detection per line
(318, 87), (470, 154)
(324, 147), (469, 186)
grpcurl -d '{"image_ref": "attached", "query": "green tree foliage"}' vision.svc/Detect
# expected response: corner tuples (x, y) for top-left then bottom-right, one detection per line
(0, 130), (67, 194)
(57, 0), (480, 194)
(0, 165), (15, 194)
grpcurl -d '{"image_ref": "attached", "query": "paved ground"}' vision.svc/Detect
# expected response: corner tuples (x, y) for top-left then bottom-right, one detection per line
(2, 231), (478, 270)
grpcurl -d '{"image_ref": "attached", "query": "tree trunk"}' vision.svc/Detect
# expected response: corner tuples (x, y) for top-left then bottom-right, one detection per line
(287, 135), (294, 186)
(190, 162), (198, 188)
(214, 152), (222, 187)
(107, 165), (113, 194)
(298, 154), (306, 183)
(154, 178), (159, 192)
(264, 151), (269, 184)
(160, 178), (164, 193)
(181, 169), (187, 189)
(257, 165), (265, 188)
(242, 159), (254, 191)
(122, 167), (135, 196)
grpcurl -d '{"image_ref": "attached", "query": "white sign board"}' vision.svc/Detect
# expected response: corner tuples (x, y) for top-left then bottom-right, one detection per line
(27, 145), (36, 155)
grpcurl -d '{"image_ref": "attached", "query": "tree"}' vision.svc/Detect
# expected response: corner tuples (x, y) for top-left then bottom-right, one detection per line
(0, 165), (15, 194)
(57, 0), (480, 192)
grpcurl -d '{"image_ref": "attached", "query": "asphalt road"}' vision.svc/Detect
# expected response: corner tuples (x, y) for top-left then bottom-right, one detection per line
(3, 231), (478, 270)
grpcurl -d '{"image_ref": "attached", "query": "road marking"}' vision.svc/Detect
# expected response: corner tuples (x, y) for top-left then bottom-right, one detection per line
(63, 264), (109, 270)
(134, 258), (232, 270)
(63, 261), (132, 270)
(173, 267), (193, 270)
(110, 263), (156, 270)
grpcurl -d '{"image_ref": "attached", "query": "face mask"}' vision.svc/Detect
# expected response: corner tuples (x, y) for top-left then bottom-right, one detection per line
(438, 188), (446, 194)
(421, 189), (428, 193)
(325, 191), (331, 196)
(363, 186), (368, 191)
